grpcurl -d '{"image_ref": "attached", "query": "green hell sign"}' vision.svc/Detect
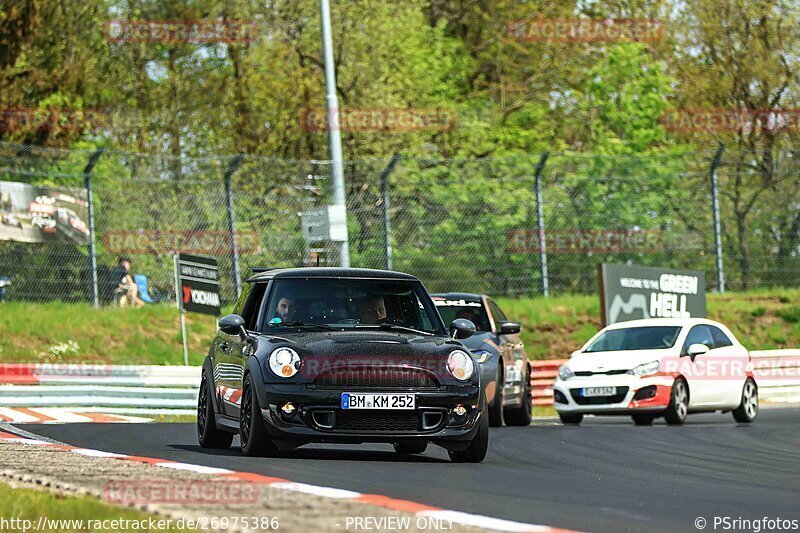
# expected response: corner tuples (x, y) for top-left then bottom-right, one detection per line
(598, 264), (706, 325)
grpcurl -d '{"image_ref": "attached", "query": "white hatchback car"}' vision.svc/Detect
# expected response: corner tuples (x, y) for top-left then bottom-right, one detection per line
(553, 318), (758, 425)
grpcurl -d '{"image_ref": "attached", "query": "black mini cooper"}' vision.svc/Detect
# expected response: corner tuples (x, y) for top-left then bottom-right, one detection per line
(197, 268), (488, 462)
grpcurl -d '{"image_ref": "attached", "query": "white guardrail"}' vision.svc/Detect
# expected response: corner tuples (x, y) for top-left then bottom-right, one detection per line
(1, 349), (798, 413)
(0, 364), (200, 412)
(749, 350), (800, 403)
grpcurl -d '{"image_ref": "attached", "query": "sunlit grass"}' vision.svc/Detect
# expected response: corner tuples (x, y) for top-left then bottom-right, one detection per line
(0, 482), (195, 532)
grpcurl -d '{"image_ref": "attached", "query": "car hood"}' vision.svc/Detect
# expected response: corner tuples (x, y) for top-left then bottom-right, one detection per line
(567, 350), (672, 373)
(257, 330), (470, 384)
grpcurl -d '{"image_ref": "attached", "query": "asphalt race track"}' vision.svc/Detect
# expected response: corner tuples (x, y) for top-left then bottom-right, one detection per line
(19, 408), (800, 532)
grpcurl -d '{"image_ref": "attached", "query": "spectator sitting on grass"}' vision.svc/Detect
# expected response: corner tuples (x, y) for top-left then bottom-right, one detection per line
(112, 256), (144, 308)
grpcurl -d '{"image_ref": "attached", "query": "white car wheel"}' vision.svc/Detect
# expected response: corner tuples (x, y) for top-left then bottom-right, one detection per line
(665, 379), (688, 425)
(733, 379), (758, 423)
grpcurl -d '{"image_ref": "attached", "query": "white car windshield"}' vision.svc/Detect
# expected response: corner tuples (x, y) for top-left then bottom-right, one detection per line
(584, 326), (682, 353)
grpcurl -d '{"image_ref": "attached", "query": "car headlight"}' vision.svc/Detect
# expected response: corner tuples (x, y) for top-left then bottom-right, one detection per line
(447, 350), (475, 381)
(558, 364), (574, 381)
(627, 360), (660, 377)
(471, 350), (492, 364)
(268, 347), (301, 378)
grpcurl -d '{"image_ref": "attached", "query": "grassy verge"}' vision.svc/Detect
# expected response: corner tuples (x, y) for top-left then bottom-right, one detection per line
(0, 302), (219, 365)
(531, 405), (557, 418)
(0, 288), (798, 364)
(0, 481), (194, 532)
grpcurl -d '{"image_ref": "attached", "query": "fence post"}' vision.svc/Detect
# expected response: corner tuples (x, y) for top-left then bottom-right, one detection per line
(224, 154), (245, 301)
(83, 147), (106, 308)
(380, 154), (401, 270)
(710, 144), (725, 293)
(534, 152), (550, 297)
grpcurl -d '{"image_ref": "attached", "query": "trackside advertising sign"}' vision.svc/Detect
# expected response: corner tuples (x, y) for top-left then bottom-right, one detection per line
(177, 254), (220, 316)
(598, 264), (706, 325)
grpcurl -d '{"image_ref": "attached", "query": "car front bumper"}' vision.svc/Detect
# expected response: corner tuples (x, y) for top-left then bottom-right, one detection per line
(258, 383), (483, 446)
(553, 374), (675, 415)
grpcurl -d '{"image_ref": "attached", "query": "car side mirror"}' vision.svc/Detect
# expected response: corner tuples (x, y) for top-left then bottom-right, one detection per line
(499, 321), (521, 334)
(686, 343), (709, 358)
(220, 314), (246, 337)
(450, 318), (476, 340)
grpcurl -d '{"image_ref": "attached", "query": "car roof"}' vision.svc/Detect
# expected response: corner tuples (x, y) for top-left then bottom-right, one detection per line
(430, 292), (484, 302)
(246, 267), (420, 283)
(604, 317), (721, 330)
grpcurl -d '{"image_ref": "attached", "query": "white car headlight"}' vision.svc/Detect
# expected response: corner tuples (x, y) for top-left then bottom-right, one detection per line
(447, 350), (475, 381)
(627, 360), (660, 377)
(269, 347), (301, 378)
(558, 364), (575, 381)
(471, 350), (492, 364)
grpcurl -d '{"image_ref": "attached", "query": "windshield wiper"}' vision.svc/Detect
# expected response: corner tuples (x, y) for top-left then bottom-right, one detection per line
(269, 321), (336, 331)
(355, 323), (433, 336)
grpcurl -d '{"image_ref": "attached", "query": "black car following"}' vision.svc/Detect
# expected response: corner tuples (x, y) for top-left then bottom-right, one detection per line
(432, 293), (532, 427)
(197, 268), (489, 462)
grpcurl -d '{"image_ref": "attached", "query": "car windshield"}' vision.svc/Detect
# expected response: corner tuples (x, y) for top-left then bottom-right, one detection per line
(432, 297), (491, 331)
(264, 278), (445, 335)
(584, 326), (682, 353)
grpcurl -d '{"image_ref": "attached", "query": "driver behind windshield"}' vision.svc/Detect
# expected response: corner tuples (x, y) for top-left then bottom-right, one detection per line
(275, 296), (298, 322)
(358, 295), (387, 324)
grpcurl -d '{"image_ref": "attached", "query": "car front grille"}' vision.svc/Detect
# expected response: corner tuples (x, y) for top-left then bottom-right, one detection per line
(574, 370), (628, 377)
(334, 411), (421, 433)
(570, 386), (629, 405)
(314, 365), (439, 389)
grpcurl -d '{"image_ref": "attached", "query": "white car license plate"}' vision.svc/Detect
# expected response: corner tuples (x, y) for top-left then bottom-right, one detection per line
(581, 386), (617, 397)
(341, 393), (415, 410)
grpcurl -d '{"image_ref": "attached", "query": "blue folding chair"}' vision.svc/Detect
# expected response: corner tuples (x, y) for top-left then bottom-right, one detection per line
(0, 276), (9, 302)
(134, 274), (154, 304)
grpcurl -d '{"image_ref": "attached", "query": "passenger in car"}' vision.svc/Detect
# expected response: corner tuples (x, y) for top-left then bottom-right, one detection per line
(359, 295), (387, 324)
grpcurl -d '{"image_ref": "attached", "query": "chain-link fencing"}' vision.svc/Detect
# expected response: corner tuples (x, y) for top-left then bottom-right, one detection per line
(0, 141), (798, 305)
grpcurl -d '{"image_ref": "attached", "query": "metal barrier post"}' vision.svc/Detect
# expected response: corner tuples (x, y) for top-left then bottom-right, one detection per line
(380, 154), (401, 270)
(83, 147), (106, 308)
(534, 152), (550, 297)
(224, 154), (244, 300)
(710, 144), (725, 293)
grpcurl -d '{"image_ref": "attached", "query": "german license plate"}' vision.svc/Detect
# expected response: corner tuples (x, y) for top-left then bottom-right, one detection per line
(581, 386), (617, 397)
(341, 393), (415, 410)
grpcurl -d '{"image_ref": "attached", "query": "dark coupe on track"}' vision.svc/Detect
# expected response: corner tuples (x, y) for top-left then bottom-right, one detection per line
(432, 293), (532, 427)
(197, 268), (488, 462)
